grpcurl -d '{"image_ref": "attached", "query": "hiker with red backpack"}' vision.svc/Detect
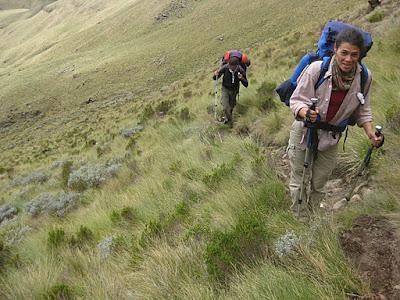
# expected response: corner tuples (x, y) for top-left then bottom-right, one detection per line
(276, 22), (384, 217)
(213, 50), (249, 127)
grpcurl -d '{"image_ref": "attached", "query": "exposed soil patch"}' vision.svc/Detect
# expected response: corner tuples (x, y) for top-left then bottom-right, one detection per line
(341, 215), (400, 299)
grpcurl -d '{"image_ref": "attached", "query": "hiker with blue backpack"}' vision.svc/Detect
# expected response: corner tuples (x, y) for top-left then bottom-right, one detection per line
(276, 22), (384, 217)
(213, 51), (249, 127)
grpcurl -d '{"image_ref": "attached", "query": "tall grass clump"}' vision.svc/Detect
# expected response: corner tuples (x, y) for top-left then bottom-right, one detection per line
(204, 212), (271, 286)
(367, 10), (384, 23)
(385, 104), (400, 133)
(255, 80), (277, 112)
(42, 283), (77, 300)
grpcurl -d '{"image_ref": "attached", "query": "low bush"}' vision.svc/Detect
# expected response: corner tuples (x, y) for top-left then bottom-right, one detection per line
(69, 226), (95, 249)
(42, 283), (76, 300)
(385, 104), (400, 134)
(255, 81), (277, 112)
(67, 165), (108, 191)
(204, 212), (270, 285)
(61, 161), (73, 189)
(368, 10), (384, 23)
(48, 228), (66, 249)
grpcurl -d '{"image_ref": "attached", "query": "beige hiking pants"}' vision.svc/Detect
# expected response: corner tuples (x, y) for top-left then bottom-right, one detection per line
(221, 86), (238, 123)
(288, 121), (338, 212)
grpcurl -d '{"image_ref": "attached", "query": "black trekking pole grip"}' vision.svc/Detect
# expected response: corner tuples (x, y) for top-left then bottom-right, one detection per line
(374, 125), (384, 148)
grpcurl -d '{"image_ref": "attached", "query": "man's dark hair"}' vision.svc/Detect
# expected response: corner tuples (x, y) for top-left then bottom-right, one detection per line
(335, 27), (365, 53)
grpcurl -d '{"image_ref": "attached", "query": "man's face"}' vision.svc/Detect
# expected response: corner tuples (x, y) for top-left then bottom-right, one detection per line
(335, 42), (361, 73)
(229, 57), (240, 66)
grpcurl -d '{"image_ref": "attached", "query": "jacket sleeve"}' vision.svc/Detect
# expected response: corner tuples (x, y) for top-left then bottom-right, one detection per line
(239, 67), (248, 87)
(289, 62), (321, 120)
(353, 70), (373, 127)
(212, 65), (227, 80)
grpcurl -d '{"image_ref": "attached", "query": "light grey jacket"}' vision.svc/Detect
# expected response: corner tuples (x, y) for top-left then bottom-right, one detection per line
(290, 60), (373, 151)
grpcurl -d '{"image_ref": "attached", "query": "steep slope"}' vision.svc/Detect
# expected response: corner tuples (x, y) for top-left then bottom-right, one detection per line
(0, 0), (399, 298)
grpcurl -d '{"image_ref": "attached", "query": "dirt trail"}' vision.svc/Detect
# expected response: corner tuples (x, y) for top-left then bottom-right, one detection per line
(341, 215), (400, 300)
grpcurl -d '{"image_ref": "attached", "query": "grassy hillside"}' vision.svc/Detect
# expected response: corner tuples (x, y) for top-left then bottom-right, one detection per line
(1, 0), (400, 299)
(0, 0), (369, 167)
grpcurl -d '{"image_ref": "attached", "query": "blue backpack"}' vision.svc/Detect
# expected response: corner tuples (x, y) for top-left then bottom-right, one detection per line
(275, 21), (373, 107)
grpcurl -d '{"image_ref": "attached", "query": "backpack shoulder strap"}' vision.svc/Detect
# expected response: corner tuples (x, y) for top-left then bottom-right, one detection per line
(315, 56), (332, 90)
(360, 63), (369, 95)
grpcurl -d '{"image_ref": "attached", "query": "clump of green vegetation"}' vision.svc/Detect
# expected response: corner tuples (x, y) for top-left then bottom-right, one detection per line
(183, 90), (192, 99)
(256, 81), (277, 111)
(42, 283), (76, 300)
(126, 134), (140, 151)
(111, 207), (138, 225)
(61, 160), (73, 189)
(140, 104), (155, 122)
(139, 201), (190, 247)
(169, 160), (183, 173)
(0, 239), (9, 270)
(139, 219), (163, 248)
(121, 206), (137, 222)
(155, 99), (176, 114)
(47, 228), (66, 249)
(177, 107), (191, 120)
(202, 154), (242, 189)
(385, 104), (400, 134)
(204, 212), (270, 285)
(69, 226), (95, 249)
(368, 10), (384, 23)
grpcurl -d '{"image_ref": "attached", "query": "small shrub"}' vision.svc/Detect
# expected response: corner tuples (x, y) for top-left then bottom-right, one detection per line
(139, 201), (189, 247)
(0, 239), (9, 269)
(96, 144), (111, 157)
(9, 171), (49, 187)
(67, 165), (108, 191)
(178, 107), (191, 120)
(110, 210), (122, 224)
(43, 283), (75, 300)
(140, 104), (155, 122)
(120, 206), (137, 222)
(169, 160), (183, 173)
(61, 161), (73, 189)
(368, 10), (384, 23)
(202, 155), (241, 189)
(48, 228), (66, 248)
(182, 167), (203, 181)
(256, 81), (277, 111)
(76, 226), (94, 243)
(183, 90), (192, 99)
(126, 134), (140, 151)
(385, 104), (400, 133)
(155, 99), (176, 114)
(173, 201), (190, 219)
(68, 226), (94, 249)
(139, 219), (163, 247)
(204, 212), (270, 285)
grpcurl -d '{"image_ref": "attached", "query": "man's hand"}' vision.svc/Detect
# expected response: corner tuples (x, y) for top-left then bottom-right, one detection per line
(299, 107), (320, 123)
(368, 131), (384, 148)
(237, 72), (244, 80)
(214, 70), (219, 76)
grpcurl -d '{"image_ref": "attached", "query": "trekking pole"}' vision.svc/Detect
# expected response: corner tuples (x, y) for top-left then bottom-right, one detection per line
(297, 98), (319, 217)
(214, 78), (218, 121)
(345, 125), (384, 201)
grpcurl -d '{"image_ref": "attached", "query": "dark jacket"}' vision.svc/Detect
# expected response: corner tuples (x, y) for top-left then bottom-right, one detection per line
(213, 64), (248, 91)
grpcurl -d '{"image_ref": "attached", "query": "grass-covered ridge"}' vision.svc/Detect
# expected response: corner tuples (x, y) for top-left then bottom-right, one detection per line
(1, 0), (400, 298)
